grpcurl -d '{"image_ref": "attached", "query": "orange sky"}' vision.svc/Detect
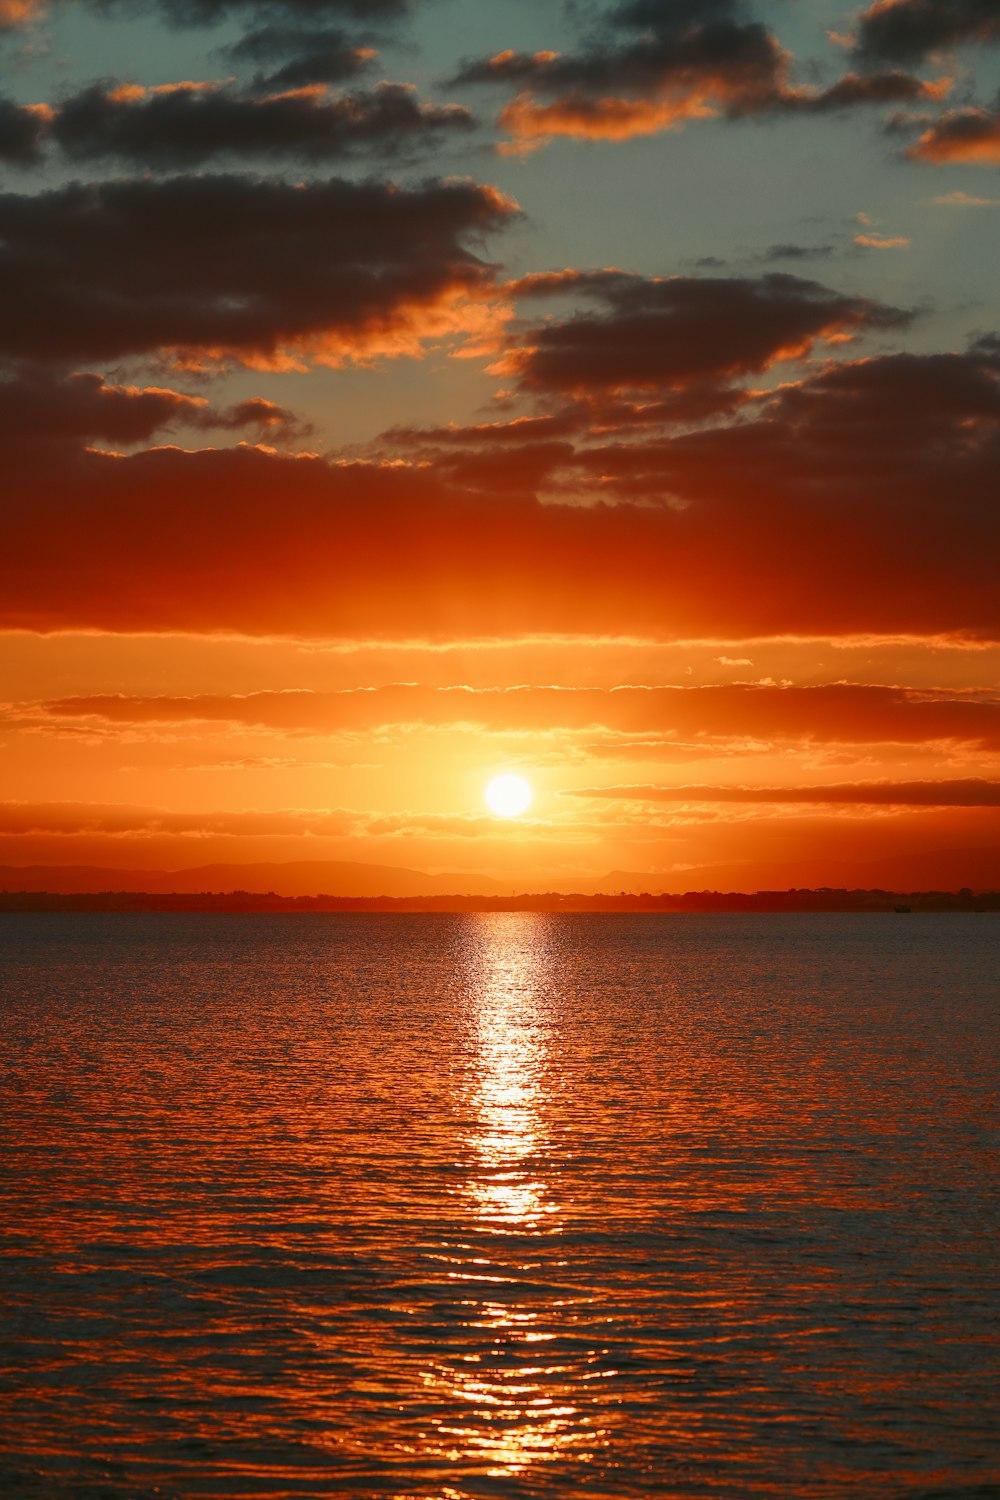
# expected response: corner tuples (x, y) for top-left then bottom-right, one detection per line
(2, 0), (999, 892)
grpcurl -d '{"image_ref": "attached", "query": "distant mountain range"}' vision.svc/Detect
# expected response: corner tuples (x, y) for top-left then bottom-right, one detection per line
(0, 860), (509, 898)
(600, 848), (1000, 896)
(2, 847), (999, 897)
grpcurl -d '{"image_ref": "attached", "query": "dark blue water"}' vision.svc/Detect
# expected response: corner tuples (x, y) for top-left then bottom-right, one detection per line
(1, 913), (998, 1498)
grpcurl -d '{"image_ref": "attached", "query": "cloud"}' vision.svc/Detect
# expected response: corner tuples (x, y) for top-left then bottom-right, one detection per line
(0, 0), (43, 27)
(382, 386), (753, 487)
(3, 319), (998, 642)
(755, 343), (1000, 432)
(567, 779), (1000, 806)
(931, 189), (1000, 205)
(452, 4), (939, 147)
(853, 0), (1000, 64)
(221, 25), (376, 90)
(32, 683), (1000, 750)
(190, 755), (360, 771)
(453, 19), (791, 121)
(560, 342), (1000, 491)
(496, 91), (722, 145)
(496, 271), (907, 393)
(0, 800), (356, 837)
(104, 0), (409, 27)
(0, 174), (516, 366)
(795, 70), (949, 111)
(761, 243), (834, 261)
(492, 70), (946, 147)
(0, 367), (298, 449)
(45, 80), (474, 169)
(0, 0), (408, 29)
(0, 96), (48, 163)
(855, 232), (910, 248)
(906, 104), (1000, 165)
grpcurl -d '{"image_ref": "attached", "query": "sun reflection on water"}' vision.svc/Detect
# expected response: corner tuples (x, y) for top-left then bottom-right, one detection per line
(416, 915), (610, 1485)
(463, 913), (555, 1234)
(466, 995), (552, 1232)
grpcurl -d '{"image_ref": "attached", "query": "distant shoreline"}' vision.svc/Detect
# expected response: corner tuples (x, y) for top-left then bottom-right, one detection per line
(2, 889), (998, 913)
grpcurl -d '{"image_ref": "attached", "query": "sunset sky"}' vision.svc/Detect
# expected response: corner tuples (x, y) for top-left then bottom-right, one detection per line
(2, 0), (1000, 891)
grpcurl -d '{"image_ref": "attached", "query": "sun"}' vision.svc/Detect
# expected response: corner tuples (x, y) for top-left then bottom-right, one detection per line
(485, 773), (533, 818)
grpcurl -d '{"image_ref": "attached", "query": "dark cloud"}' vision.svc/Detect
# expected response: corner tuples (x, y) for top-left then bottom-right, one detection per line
(761, 242), (834, 262)
(224, 395), (301, 433)
(386, 411), (583, 447)
(614, 0), (748, 27)
(47, 80), (474, 168)
(567, 779), (1000, 806)
(461, 51), (935, 115)
(99, 0), (409, 28)
(0, 95), (47, 163)
(0, 174), (516, 365)
(409, 437), (581, 495)
(592, 381), (751, 427)
(0, 366), (297, 449)
(0, 366), (293, 447)
(381, 385), (752, 490)
(451, 14), (789, 108)
(450, 3), (937, 143)
(748, 347), (1000, 445)
(853, 0), (1000, 64)
(221, 24), (376, 89)
(562, 342), (1000, 508)
(1, 232), (994, 644)
(972, 332), (1000, 364)
(904, 102), (1000, 165)
(2, 375), (999, 641)
(452, 19), (795, 143)
(499, 271), (907, 393)
(800, 70), (946, 111)
(0, 369), (207, 445)
(0, 0), (408, 31)
(386, 386), (747, 455)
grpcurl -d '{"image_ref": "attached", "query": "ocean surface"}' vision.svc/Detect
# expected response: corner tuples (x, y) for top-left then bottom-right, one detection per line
(1, 913), (998, 1500)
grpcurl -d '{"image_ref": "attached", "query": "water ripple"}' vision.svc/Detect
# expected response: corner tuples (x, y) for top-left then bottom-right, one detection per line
(1, 912), (998, 1497)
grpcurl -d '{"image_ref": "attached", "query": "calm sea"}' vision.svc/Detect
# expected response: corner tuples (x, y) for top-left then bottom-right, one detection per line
(1, 914), (998, 1499)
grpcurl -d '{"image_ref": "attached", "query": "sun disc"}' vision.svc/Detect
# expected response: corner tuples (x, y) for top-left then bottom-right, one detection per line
(485, 773), (533, 818)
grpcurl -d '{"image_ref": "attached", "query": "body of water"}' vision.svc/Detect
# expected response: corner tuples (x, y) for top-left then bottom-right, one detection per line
(1, 913), (998, 1498)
